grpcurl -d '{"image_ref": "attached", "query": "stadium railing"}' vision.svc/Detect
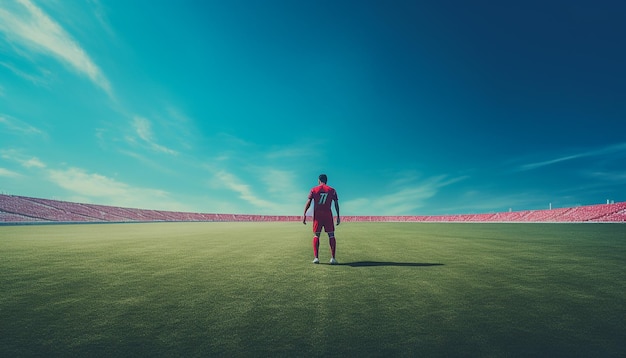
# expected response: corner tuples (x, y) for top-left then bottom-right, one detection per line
(2, 194), (626, 224)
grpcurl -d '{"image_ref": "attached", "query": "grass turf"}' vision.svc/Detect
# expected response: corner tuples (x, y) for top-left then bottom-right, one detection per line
(0, 222), (624, 357)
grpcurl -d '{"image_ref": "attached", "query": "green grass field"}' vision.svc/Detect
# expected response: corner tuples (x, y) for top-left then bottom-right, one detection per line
(1, 222), (624, 357)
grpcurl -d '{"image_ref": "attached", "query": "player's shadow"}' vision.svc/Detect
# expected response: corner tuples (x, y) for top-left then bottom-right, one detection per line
(340, 261), (444, 267)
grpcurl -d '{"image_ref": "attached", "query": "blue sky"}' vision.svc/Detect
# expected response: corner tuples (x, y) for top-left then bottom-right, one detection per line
(1, 0), (625, 215)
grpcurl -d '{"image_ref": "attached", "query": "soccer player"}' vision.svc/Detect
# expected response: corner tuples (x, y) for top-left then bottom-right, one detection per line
(303, 174), (340, 264)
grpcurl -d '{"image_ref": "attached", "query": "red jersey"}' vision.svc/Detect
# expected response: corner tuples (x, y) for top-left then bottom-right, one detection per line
(308, 184), (338, 219)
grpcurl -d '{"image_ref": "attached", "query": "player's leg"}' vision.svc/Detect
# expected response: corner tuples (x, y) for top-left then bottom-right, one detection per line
(312, 220), (321, 263)
(328, 231), (337, 264)
(325, 219), (337, 264)
(312, 235), (320, 263)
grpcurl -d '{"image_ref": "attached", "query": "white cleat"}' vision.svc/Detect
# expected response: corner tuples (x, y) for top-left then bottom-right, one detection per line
(312, 258), (320, 264)
(329, 258), (337, 265)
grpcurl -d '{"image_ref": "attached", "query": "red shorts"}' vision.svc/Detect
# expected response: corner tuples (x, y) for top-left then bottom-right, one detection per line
(313, 215), (335, 234)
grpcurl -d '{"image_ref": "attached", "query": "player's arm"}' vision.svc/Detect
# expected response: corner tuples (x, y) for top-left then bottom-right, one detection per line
(334, 199), (340, 225)
(303, 198), (312, 224)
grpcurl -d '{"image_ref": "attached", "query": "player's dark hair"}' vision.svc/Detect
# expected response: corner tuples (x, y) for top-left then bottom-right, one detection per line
(319, 174), (328, 183)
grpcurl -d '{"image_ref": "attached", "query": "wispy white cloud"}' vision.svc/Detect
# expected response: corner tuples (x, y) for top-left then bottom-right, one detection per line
(201, 135), (316, 214)
(518, 154), (585, 171)
(586, 171), (626, 182)
(165, 106), (191, 125)
(260, 169), (299, 195)
(0, 167), (22, 178)
(46, 167), (194, 211)
(0, 113), (46, 137)
(266, 145), (318, 160)
(88, 0), (116, 38)
(214, 170), (275, 210)
(517, 142), (626, 171)
(344, 174), (468, 215)
(211, 133), (320, 168)
(48, 167), (155, 199)
(0, 61), (51, 87)
(133, 116), (154, 142)
(1, 146), (194, 210)
(258, 168), (305, 209)
(0, 149), (46, 168)
(0, 0), (112, 95)
(22, 157), (45, 168)
(209, 167), (303, 214)
(216, 132), (254, 149)
(131, 116), (178, 155)
(163, 106), (197, 151)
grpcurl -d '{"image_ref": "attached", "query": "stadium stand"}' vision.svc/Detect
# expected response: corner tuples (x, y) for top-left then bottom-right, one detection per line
(1, 194), (625, 223)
